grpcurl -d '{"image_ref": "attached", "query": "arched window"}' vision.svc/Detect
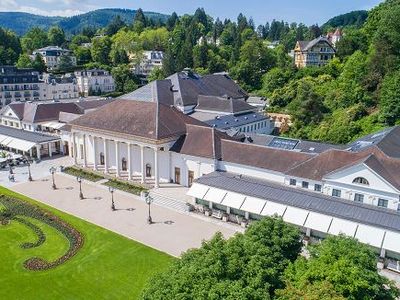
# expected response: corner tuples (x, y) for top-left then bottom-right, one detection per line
(146, 163), (152, 178)
(121, 158), (127, 171)
(99, 152), (105, 165)
(352, 177), (369, 185)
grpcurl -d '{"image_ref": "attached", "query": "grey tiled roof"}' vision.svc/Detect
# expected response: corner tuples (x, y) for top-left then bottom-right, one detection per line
(190, 112), (268, 130)
(0, 125), (59, 143)
(196, 171), (400, 232)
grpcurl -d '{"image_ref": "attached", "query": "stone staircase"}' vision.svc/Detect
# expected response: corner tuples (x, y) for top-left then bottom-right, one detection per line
(148, 191), (189, 213)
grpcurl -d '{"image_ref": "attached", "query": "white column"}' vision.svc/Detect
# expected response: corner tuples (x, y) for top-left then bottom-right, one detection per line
(140, 145), (145, 183)
(83, 134), (87, 167)
(115, 141), (120, 177)
(36, 145), (41, 160)
(154, 148), (159, 188)
(168, 151), (172, 183)
(73, 133), (77, 164)
(103, 138), (108, 174)
(60, 141), (65, 155)
(29, 148), (33, 158)
(93, 136), (97, 171)
(128, 144), (132, 180)
(48, 142), (52, 157)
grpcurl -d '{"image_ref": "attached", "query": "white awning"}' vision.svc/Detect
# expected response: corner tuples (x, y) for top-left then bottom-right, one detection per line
(261, 201), (287, 217)
(304, 212), (333, 233)
(7, 139), (36, 152)
(187, 183), (209, 199)
(221, 192), (246, 209)
(355, 224), (386, 248)
(382, 231), (400, 254)
(203, 187), (227, 204)
(328, 218), (358, 237)
(283, 206), (309, 226)
(240, 196), (266, 215)
(40, 121), (65, 130)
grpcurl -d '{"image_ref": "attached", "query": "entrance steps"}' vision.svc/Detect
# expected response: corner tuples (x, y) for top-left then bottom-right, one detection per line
(148, 191), (189, 213)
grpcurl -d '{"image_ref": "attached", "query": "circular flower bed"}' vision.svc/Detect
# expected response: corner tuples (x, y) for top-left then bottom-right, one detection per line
(0, 195), (84, 271)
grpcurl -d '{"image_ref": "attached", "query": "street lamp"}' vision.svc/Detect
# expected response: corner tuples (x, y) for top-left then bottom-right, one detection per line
(76, 176), (84, 200)
(49, 167), (56, 189)
(142, 191), (153, 224)
(109, 186), (115, 211)
(26, 158), (32, 181)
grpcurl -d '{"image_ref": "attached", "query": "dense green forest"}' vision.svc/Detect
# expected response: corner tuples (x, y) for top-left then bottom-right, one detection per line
(0, 9), (169, 35)
(0, 1), (399, 144)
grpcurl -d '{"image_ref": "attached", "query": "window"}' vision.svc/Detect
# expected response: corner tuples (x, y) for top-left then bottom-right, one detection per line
(352, 177), (369, 185)
(146, 164), (152, 178)
(99, 152), (105, 165)
(289, 179), (296, 186)
(378, 198), (388, 208)
(332, 189), (341, 198)
(314, 184), (322, 192)
(302, 181), (309, 189)
(121, 158), (127, 171)
(354, 193), (364, 203)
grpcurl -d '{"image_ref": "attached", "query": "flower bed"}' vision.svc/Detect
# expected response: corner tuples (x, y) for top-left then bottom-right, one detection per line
(103, 179), (148, 196)
(0, 195), (84, 271)
(63, 167), (104, 182)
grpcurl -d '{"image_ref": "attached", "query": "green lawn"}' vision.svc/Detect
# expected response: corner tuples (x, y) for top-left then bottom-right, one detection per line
(0, 187), (174, 300)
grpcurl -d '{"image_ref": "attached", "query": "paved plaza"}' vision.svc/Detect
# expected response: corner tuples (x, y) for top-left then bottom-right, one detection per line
(10, 172), (239, 256)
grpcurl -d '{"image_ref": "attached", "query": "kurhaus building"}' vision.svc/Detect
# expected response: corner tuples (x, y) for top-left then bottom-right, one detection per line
(68, 71), (400, 263)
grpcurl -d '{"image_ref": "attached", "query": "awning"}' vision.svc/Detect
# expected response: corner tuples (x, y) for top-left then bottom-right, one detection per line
(240, 196), (266, 214)
(187, 183), (209, 199)
(221, 192), (246, 209)
(203, 187), (227, 203)
(382, 231), (400, 253)
(40, 121), (65, 130)
(7, 139), (36, 152)
(328, 218), (358, 237)
(283, 207), (309, 226)
(261, 201), (287, 217)
(304, 212), (333, 233)
(355, 224), (386, 248)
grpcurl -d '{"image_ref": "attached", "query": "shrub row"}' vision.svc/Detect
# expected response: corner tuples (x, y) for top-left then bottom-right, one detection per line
(63, 166), (104, 182)
(103, 179), (148, 196)
(0, 195), (84, 271)
(14, 216), (47, 249)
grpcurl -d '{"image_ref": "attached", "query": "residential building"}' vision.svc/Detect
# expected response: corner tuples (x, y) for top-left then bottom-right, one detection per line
(326, 28), (343, 46)
(32, 46), (77, 70)
(131, 50), (164, 78)
(294, 36), (336, 68)
(75, 69), (115, 96)
(41, 73), (79, 100)
(0, 66), (42, 107)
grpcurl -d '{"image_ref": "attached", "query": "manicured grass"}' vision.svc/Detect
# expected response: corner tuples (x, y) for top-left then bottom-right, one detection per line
(103, 179), (148, 196)
(0, 187), (173, 300)
(63, 166), (105, 182)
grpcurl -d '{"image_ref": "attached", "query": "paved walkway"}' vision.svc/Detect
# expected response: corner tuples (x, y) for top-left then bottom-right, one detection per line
(11, 174), (238, 257)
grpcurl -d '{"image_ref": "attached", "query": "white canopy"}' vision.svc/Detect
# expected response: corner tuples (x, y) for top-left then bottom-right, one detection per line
(328, 218), (359, 237)
(304, 212), (333, 233)
(187, 183), (209, 199)
(355, 224), (386, 248)
(382, 231), (400, 254)
(240, 196), (267, 215)
(7, 139), (36, 152)
(40, 121), (65, 130)
(221, 192), (246, 209)
(261, 201), (287, 217)
(283, 207), (309, 226)
(203, 187), (227, 204)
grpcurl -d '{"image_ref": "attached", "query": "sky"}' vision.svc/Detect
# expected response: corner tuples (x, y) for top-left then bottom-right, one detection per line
(0, 0), (383, 25)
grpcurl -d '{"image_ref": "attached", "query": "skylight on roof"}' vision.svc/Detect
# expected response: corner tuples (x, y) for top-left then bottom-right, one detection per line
(268, 137), (299, 150)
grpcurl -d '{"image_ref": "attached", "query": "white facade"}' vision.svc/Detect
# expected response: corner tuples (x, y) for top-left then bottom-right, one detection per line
(132, 51), (164, 77)
(75, 70), (115, 96)
(32, 46), (77, 70)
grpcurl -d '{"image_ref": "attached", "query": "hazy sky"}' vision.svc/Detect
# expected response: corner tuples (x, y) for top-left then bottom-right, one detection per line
(0, 0), (383, 25)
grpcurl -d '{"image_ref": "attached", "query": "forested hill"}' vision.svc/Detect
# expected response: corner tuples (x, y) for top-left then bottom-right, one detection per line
(0, 9), (169, 35)
(322, 10), (368, 30)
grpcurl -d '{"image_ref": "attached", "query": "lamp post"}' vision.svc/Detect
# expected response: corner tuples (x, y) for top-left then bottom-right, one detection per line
(49, 167), (56, 189)
(26, 159), (32, 182)
(142, 191), (153, 224)
(109, 186), (115, 211)
(76, 176), (84, 200)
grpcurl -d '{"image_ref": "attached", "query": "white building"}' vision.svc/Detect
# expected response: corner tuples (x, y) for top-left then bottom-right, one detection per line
(32, 46), (77, 70)
(67, 88), (400, 262)
(41, 73), (79, 100)
(131, 51), (164, 77)
(75, 69), (115, 96)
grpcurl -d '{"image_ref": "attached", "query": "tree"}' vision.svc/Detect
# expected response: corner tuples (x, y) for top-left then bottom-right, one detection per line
(141, 217), (302, 299)
(133, 8), (147, 33)
(0, 28), (21, 65)
(21, 27), (49, 53)
(91, 36), (112, 65)
(74, 46), (92, 65)
(277, 235), (399, 300)
(380, 70), (400, 125)
(166, 12), (179, 31)
(147, 67), (165, 82)
(110, 48), (129, 65)
(57, 55), (74, 72)
(111, 64), (139, 93)
(105, 16), (126, 36)
(16, 54), (33, 69)
(31, 53), (47, 73)
(48, 26), (66, 46)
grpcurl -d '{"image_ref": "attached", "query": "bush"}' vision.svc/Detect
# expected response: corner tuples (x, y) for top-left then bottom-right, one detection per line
(103, 179), (147, 196)
(63, 167), (104, 182)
